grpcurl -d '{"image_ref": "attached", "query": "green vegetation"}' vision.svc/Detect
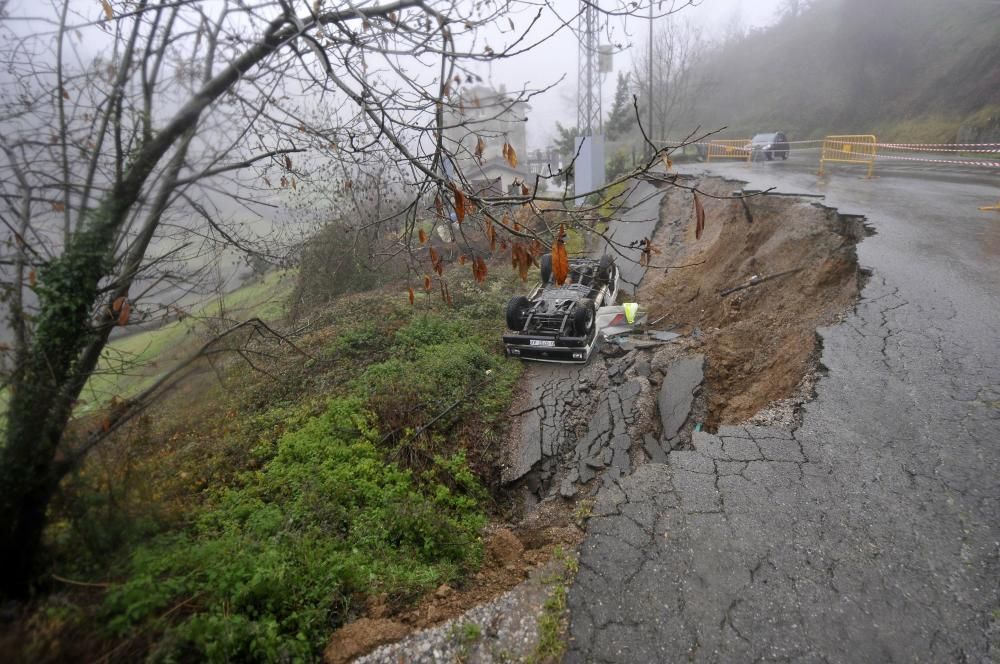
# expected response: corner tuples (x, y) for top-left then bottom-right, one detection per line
(451, 621), (483, 661)
(82, 270), (295, 409)
(531, 547), (579, 664)
(671, 0), (1000, 142)
(104, 399), (485, 661)
(35, 269), (524, 662)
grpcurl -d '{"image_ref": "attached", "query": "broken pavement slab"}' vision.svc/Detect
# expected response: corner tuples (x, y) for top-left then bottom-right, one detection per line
(657, 354), (705, 445)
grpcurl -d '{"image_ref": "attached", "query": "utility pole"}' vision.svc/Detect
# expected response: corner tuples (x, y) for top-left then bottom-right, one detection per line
(648, 1), (654, 158)
(574, 1), (606, 199)
(577, 2), (601, 135)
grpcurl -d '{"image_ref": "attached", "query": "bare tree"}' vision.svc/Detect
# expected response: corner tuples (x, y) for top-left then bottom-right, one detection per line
(630, 16), (706, 143)
(0, 0), (698, 596)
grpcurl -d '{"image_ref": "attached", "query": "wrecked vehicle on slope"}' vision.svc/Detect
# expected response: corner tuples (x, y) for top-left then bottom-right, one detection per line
(503, 254), (619, 363)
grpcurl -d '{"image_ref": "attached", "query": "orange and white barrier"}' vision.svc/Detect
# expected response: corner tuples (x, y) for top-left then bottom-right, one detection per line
(706, 139), (751, 163)
(819, 135), (877, 178)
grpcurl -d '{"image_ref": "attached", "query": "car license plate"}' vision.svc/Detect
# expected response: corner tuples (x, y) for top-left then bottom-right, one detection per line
(529, 339), (555, 347)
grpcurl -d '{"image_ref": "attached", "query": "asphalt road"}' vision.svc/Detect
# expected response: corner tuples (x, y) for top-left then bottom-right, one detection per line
(565, 163), (1000, 661)
(602, 179), (665, 296)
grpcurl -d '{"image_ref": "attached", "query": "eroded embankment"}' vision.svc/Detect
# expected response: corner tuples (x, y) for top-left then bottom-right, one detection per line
(342, 177), (871, 661)
(640, 176), (870, 428)
(502, 176), (870, 500)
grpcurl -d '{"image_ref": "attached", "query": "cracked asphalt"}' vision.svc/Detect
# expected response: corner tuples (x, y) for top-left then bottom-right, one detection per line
(565, 165), (1000, 662)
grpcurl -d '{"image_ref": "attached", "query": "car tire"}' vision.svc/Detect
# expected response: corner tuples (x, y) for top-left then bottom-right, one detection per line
(540, 254), (553, 284)
(597, 254), (614, 283)
(506, 295), (531, 331)
(573, 299), (596, 336)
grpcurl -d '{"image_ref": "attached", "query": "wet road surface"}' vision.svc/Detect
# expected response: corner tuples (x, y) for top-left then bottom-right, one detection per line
(565, 164), (1000, 662)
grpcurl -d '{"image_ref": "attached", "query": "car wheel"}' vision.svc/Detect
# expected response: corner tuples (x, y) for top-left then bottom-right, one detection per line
(505, 295), (531, 331)
(597, 254), (614, 283)
(573, 299), (596, 336)
(539, 254), (552, 284)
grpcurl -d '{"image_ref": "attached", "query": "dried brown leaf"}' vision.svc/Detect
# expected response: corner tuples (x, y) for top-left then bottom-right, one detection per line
(694, 193), (705, 240)
(551, 241), (569, 286)
(453, 186), (466, 223)
(504, 142), (518, 168)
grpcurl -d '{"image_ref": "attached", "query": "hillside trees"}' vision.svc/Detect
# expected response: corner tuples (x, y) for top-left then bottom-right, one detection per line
(605, 72), (637, 141)
(0, 0), (695, 597)
(630, 17), (705, 143)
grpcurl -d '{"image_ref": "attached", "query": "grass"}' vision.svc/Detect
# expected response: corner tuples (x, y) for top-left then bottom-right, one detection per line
(871, 114), (963, 144)
(530, 547), (579, 664)
(37, 265), (526, 662)
(79, 271), (295, 410)
(450, 621), (483, 661)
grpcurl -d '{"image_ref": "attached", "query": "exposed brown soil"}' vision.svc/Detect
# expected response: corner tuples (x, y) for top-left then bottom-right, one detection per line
(639, 176), (868, 428)
(323, 521), (583, 663)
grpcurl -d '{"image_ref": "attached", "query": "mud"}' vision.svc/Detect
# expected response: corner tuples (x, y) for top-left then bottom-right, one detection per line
(639, 176), (869, 428)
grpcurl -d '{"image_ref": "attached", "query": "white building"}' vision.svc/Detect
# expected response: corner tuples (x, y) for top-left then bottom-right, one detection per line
(443, 85), (531, 192)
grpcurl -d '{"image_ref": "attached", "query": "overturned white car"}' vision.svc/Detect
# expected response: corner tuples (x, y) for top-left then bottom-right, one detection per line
(502, 255), (619, 363)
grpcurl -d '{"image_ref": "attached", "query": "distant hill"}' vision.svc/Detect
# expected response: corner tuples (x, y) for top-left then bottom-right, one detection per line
(673, 0), (1000, 142)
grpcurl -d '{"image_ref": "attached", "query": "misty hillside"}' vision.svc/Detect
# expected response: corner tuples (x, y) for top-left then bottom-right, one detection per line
(676, 0), (1000, 142)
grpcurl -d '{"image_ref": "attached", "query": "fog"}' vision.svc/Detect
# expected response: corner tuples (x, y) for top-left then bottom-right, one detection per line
(463, 0), (786, 149)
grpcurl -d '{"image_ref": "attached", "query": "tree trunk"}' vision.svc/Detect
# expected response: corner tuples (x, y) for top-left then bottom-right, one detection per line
(0, 221), (112, 597)
(0, 421), (62, 597)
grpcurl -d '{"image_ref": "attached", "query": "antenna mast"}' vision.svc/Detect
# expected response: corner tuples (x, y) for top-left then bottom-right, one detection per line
(577, 2), (601, 136)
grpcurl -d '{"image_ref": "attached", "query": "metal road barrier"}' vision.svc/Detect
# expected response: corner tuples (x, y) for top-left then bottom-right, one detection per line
(657, 137), (1000, 177)
(819, 135), (877, 177)
(706, 139), (751, 163)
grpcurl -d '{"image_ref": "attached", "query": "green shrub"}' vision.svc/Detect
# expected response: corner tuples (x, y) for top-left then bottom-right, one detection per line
(104, 398), (485, 661)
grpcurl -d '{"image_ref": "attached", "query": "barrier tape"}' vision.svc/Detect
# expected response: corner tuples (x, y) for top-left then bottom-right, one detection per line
(874, 153), (1000, 168)
(876, 145), (1000, 153)
(658, 137), (1000, 170)
(674, 139), (999, 151)
(878, 142), (1000, 149)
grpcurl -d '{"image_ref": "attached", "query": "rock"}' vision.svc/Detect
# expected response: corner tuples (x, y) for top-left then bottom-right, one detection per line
(435, 584), (453, 599)
(560, 478), (578, 498)
(486, 528), (524, 565)
(586, 455), (606, 469)
(601, 448), (613, 465)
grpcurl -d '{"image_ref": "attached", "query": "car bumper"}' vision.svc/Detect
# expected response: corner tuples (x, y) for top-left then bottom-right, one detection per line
(502, 333), (597, 363)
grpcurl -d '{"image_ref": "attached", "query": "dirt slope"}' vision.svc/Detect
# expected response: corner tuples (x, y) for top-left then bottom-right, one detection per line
(639, 176), (868, 427)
